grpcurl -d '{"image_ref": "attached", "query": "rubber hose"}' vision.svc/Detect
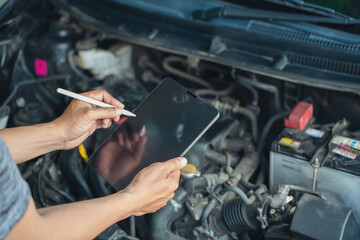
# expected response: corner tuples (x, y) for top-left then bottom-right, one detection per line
(162, 56), (213, 89)
(236, 76), (282, 113)
(58, 149), (94, 199)
(151, 188), (187, 240)
(234, 106), (258, 141)
(194, 83), (237, 97)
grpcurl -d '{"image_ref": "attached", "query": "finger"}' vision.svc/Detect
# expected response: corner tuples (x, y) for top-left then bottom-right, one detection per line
(167, 171), (180, 190)
(114, 116), (127, 125)
(86, 107), (122, 121)
(162, 157), (187, 174)
(102, 119), (110, 126)
(122, 129), (132, 149)
(102, 120), (112, 129)
(132, 132), (139, 143)
(83, 89), (125, 108)
(168, 169), (180, 181)
(116, 131), (124, 146)
(133, 135), (147, 160)
(114, 115), (120, 122)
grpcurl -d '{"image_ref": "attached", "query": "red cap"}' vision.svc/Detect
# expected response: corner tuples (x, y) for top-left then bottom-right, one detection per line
(284, 102), (313, 130)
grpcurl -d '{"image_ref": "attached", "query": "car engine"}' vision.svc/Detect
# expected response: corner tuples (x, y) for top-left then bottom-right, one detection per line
(1, 2), (360, 240)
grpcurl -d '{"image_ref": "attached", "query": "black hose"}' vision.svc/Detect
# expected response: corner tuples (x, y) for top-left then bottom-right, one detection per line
(58, 149), (94, 200)
(236, 76), (282, 113)
(288, 184), (326, 200)
(37, 157), (49, 207)
(194, 83), (237, 97)
(225, 186), (256, 205)
(257, 111), (290, 158)
(221, 138), (260, 189)
(200, 185), (226, 225)
(231, 69), (258, 106)
(238, 81), (259, 106)
(86, 165), (113, 197)
(235, 149), (258, 183)
(222, 138), (254, 152)
(151, 188), (187, 240)
(205, 148), (227, 165)
(201, 184), (263, 225)
(201, 147), (259, 225)
(162, 56), (213, 89)
(233, 106), (258, 141)
(256, 111), (290, 185)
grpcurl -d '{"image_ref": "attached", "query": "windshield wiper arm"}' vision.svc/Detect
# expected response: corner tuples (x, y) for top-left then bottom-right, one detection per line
(263, 0), (354, 21)
(193, 6), (360, 25)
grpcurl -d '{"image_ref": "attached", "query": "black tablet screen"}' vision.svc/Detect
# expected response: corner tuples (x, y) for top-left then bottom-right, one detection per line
(89, 78), (219, 190)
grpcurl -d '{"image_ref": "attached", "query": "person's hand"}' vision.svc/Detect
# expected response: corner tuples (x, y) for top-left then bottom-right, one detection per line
(123, 157), (187, 216)
(52, 89), (124, 150)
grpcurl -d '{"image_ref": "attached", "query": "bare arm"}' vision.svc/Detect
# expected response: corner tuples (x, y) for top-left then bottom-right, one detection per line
(0, 123), (62, 164)
(7, 194), (133, 240)
(7, 157), (187, 240)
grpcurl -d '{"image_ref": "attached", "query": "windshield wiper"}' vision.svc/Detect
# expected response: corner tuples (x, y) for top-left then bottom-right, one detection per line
(193, 6), (360, 25)
(263, 0), (354, 21)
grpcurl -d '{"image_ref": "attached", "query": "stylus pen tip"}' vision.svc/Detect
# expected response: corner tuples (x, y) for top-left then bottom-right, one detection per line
(123, 110), (136, 117)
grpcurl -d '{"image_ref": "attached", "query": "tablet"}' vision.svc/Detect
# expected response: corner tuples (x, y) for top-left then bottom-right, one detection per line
(88, 78), (219, 191)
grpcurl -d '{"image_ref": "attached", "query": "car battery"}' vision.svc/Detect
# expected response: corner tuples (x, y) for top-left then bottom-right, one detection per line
(270, 128), (360, 224)
(316, 131), (360, 224)
(269, 124), (332, 193)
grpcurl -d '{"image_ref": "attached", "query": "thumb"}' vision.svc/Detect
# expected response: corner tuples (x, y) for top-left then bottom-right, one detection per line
(163, 157), (187, 173)
(87, 107), (123, 121)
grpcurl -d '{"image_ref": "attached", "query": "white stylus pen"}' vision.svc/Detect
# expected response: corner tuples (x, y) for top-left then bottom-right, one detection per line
(56, 88), (136, 117)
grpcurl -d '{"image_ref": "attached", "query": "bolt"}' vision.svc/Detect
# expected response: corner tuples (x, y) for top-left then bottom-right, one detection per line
(269, 208), (276, 215)
(16, 97), (26, 107)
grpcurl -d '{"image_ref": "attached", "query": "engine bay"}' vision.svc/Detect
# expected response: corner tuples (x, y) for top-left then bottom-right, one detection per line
(2, 4), (360, 240)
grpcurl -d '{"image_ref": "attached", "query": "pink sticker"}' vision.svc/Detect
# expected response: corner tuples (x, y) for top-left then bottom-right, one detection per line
(35, 59), (47, 76)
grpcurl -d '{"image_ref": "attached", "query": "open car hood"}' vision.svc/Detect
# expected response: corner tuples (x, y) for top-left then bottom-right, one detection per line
(52, 0), (360, 94)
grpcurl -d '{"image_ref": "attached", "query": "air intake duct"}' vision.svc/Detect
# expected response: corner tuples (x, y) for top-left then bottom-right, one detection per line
(210, 197), (262, 235)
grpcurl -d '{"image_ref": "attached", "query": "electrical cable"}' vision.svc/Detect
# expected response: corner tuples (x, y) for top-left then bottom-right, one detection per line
(39, 154), (76, 203)
(2, 75), (70, 106)
(42, 173), (76, 202)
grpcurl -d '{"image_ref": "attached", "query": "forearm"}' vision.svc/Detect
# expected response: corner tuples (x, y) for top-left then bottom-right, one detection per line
(0, 122), (63, 164)
(8, 192), (135, 240)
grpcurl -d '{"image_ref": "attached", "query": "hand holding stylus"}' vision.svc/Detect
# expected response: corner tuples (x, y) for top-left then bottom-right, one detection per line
(57, 88), (136, 117)
(52, 89), (126, 150)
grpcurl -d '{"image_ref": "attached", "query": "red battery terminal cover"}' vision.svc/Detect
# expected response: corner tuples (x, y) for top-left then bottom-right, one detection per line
(284, 102), (313, 130)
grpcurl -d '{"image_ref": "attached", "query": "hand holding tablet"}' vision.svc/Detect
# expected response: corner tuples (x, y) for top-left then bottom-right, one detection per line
(123, 157), (187, 216)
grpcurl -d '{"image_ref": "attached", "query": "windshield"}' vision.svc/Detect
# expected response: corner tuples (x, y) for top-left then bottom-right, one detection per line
(306, 0), (360, 19)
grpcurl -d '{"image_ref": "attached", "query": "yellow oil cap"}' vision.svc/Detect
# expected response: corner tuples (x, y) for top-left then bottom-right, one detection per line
(181, 163), (200, 178)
